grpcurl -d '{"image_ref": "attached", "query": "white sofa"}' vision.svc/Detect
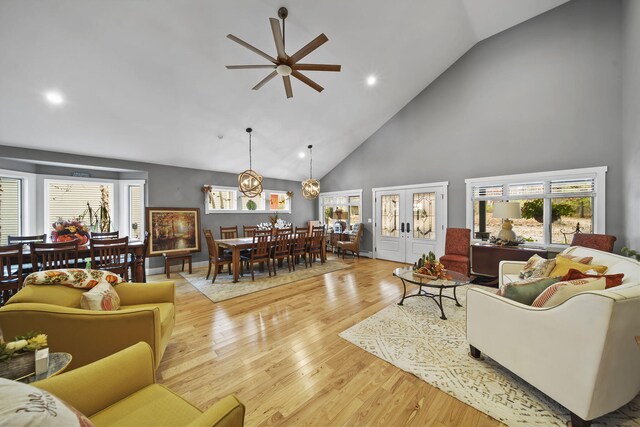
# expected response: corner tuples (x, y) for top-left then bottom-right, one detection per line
(467, 246), (640, 427)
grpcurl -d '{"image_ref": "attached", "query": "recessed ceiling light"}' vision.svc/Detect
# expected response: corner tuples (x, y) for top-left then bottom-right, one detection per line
(366, 75), (377, 86)
(298, 152), (306, 159)
(44, 90), (65, 105)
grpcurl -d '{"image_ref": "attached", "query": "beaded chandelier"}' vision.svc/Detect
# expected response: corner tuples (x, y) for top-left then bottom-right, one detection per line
(238, 128), (263, 198)
(301, 144), (320, 200)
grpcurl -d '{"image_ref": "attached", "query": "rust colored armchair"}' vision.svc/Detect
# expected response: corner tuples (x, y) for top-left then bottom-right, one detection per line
(571, 233), (616, 253)
(439, 228), (471, 276)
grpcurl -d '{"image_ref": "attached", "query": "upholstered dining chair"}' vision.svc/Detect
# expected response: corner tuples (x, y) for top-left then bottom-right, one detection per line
(203, 229), (233, 283)
(571, 233), (617, 253)
(0, 244), (24, 307)
(439, 228), (471, 276)
(337, 223), (364, 259)
(90, 237), (129, 281)
(90, 230), (120, 240)
(31, 240), (79, 271)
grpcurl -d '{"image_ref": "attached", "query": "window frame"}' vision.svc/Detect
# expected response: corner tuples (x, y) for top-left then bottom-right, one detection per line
(118, 180), (146, 240)
(465, 166), (607, 249)
(203, 186), (292, 214)
(318, 189), (363, 229)
(0, 168), (36, 239)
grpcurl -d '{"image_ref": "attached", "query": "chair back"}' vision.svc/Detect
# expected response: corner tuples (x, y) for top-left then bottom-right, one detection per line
(291, 230), (309, 255)
(31, 240), (79, 271)
(251, 230), (272, 261)
(350, 224), (364, 243)
(220, 226), (239, 239)
(0, 244), (23, 306)
(243, 225), (259, 237)
(8, 234), (46, 244)
(91, 231), (120, 240)
(273, 229), (292, 256)
(444, 228), (471, 257)
(203, 229), (219, 258)
(90, 237), (129, 280)
(571, 233), (617, 253)
(310, 226), (325, 250)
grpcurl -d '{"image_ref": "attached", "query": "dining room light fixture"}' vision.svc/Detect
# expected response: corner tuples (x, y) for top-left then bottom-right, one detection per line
(301, 144), (320, 200)
(238, 127), (263, 198)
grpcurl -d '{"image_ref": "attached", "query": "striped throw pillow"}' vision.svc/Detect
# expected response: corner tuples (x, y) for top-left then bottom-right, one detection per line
(531, 277), (606, 308)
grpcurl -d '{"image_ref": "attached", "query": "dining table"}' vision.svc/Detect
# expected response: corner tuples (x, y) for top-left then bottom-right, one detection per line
(21, 240), (146, 283)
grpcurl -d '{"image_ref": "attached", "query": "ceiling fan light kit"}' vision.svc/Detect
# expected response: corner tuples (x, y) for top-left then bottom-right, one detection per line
(238, 128), (264, 198)
(226, 7), (341, 99)
(301, 144), (320, 200)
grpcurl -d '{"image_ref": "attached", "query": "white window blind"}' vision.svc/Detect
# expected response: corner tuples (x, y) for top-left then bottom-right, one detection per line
(472, 184), (503, 199)
(47, 181), (114, 228)
(507, 182), (544, 198)
(0, 177), (21, 244)
(551, 178), (595, 196)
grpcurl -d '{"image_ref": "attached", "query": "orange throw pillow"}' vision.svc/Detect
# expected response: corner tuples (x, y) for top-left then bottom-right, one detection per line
(561, 268), (624, 289)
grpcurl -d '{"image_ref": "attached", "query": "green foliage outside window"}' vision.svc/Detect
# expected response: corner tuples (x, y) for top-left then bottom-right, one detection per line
(521, 199), (574, 223)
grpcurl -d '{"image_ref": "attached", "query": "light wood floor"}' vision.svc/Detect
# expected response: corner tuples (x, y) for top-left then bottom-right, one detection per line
(150, 256), (502, 426)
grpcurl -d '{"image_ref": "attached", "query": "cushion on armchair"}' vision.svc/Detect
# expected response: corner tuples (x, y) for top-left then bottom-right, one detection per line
(499, 277), (561, 305)
(531, 277), (607, 307)
(518, 255), (556, 279)
(548, 256), (608, 278)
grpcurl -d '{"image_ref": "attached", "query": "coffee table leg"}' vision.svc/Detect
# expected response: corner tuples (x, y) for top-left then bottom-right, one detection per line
(398, 279), (408, 306)
(438, 287), (447, 320)
(453, 286), (462, 307)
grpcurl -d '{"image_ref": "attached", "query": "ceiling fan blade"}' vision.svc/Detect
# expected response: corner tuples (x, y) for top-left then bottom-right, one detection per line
(269, 18), (286, 61)
(283, 75), (293, 98)
(288, 34), (329, 64)
(291, 70), (324, 93)
(252, 70), (278, 90)
(227, 34), (277, 64)
(226, 65), (277, 69)
(292, 64), (341, 72)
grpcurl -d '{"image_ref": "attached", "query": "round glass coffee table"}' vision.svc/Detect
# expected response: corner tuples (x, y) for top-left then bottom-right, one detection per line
(393, 267), (471, 320)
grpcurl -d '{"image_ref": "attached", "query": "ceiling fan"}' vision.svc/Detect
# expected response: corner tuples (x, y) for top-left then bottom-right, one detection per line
(226, 7), (341, 99)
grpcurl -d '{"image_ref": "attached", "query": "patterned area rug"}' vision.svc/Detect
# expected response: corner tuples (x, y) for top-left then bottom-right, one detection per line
(339, 285), (640, 426)
(180, 260), (350, 303)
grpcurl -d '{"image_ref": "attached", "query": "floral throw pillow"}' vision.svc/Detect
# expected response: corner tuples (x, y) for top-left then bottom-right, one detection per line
(80, 282), (121, 311)
(518, 255), (556, 280)
(24, 269), (123, 289)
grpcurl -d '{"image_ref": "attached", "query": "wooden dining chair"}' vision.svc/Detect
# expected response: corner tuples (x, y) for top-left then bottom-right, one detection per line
(220, 226), (239, 239)
(31, 240), (80, 271)
(91, 231), (120, 240)
(0, 244), (24, 307)
(7, 234), (46, 275)
(308, 226), (326, 264)
(271, 228), (293, 274)
(290, 230), (309, 270)
(248, 230), (273, 280)
(8, 234), (47, 244)
(90, 237), (129, 281)
(243, 225), (259, 237)
(203, 229), (234, 283)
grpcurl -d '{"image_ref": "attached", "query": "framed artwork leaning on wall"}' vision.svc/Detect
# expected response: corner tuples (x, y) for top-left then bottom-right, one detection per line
(146, 207), (201, 256)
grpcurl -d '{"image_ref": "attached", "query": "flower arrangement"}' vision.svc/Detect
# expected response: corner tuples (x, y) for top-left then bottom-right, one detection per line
(413, 252), (449, 280)
(257, 216), (292, 230)
(0, 330), (48, 362)
(51, 219), (90, 245)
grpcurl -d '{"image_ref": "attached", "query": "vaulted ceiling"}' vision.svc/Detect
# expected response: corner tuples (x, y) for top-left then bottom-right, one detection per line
(0, 0), (567, 180)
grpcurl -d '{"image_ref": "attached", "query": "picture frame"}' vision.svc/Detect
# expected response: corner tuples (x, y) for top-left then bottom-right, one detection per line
(145, 207), (201, 256)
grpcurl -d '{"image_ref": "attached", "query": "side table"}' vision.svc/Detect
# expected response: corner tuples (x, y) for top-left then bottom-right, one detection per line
(21, 352), (72, 383)
(471, 244), (548, 277)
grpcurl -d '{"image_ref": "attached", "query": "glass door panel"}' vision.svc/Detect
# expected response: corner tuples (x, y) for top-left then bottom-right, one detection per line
(412, 192), (436, 240)
(381, 194), (400, 237)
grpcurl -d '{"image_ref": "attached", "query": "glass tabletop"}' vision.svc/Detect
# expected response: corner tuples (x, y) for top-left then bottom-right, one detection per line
(393, 266), (471, 286)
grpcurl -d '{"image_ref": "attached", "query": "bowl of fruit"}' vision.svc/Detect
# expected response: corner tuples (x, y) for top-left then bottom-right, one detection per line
(412, 252), (449, 280)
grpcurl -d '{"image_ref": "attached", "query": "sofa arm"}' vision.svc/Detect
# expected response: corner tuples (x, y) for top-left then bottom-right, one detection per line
(115, 281), (175, 305)
(34, 342), (156, 417)
(0, 303), (162, 370)
(498, 260), (526, 287)
(187, 395), (245, 427)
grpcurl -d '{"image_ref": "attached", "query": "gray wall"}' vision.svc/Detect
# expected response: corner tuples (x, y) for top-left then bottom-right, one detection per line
(623, 0), (640, 250)
(322, 0), (624, 253)
(0, 145), (316, 268)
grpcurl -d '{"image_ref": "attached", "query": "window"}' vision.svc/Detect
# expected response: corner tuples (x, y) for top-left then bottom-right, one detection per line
(269, 191), (290, 212)
(0, 177), (22, 244)
(204, 187), (237, 213)
(319, 189), (363, 230)
(240, 194), (265, 211)
(45, 179), (115, 234)
(466, 167), (606, 246)
(204, 187), (291, 213)
(128, 185), (143, 239)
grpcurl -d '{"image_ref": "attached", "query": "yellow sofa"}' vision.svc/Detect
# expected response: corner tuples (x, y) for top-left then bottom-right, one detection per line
(0, 281), (175, 370)
(34, 342), (245, 426)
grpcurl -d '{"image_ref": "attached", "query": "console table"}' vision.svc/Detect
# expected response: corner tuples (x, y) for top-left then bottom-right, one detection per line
(471, 244), (548, 277)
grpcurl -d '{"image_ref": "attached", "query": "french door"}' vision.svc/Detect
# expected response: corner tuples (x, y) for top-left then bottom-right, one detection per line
(374, 183), (447, 263)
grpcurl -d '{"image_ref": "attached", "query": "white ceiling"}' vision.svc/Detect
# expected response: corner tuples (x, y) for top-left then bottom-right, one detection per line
(0, 0), (567, 181)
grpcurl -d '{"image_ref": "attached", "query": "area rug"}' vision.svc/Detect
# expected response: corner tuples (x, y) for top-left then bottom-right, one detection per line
(339, 285), (640, 426)
(180, 260), (350, 303)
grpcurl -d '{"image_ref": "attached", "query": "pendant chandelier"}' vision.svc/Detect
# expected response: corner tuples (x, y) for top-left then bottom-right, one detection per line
(238, 128), (263, 198)
(301, 144), (320, 200)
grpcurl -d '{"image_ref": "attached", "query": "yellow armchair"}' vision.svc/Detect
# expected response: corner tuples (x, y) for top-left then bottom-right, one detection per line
(34, 342), (245, 427)
(0, 281), (175, 370)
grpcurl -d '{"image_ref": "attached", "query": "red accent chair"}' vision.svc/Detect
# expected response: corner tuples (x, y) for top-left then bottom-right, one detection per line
(571, 233), (617, 253)
(439, 228), (471, 276)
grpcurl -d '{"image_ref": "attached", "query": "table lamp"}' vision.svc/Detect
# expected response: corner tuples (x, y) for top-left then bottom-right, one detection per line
(492, 201), (521, 242)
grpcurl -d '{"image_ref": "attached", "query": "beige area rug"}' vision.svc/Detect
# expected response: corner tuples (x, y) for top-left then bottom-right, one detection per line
(339, 285), (640, 426)
(180, 260), (350, 302)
